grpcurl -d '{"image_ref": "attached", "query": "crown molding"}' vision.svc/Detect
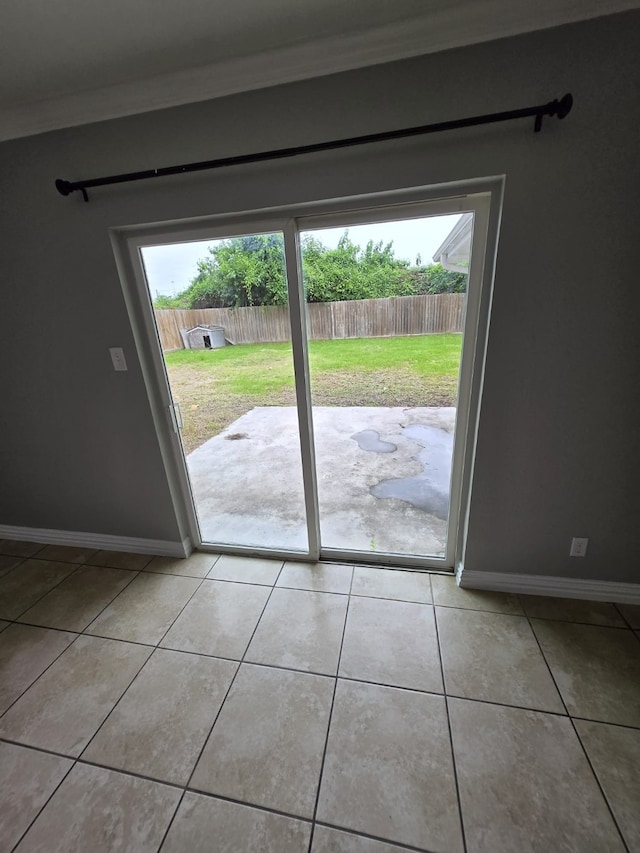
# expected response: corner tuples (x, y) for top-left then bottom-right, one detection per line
(1, 0), (638, 142)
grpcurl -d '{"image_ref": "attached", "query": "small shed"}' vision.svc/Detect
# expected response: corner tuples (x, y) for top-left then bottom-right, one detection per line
(182, 325), (226, 350)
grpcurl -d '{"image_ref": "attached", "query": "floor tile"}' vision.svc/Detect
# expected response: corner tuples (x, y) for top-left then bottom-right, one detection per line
(0, 742), (73, 853)
(18, 566), (136, 632)
(0, 634), (151, 755)
(162, 580), (270, 659)
(531, 619), (640, 726)
(207, 554), (283, 585)
(431, 574), (524, 614)
(34, 544), (99, 564)
(351, 567), (432, 603)
(312, 826), (409, 853)
(449, 698), (625, 853)
(437, 608), (564, 712)
(0, 620), (8, 632)
(317, 681), (462, 852)
(86, 571), (200, 644)
(86, 549), (153, 571)
(246, 588), (348, 675)
(277, 561), (353, 594)
(617, 603), (640, 629)
(0, 559), (78, 620)
(162, 793), (311, 852)
(191, 663), (333, 817)
(339, 596), (443, 693)
(0, 554), (23, 578)
(83, 649), (237, 785)
(0, 624), (76, 715)
(14, 763), (180, 853)
(574, 719), (640, 852)
(520, 595), (626, 626)
(0, 539), (43, 558)
(144, 551), (219, 577)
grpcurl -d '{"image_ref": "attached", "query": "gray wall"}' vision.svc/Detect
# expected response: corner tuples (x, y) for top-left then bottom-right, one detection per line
(0, 12), (638, 579)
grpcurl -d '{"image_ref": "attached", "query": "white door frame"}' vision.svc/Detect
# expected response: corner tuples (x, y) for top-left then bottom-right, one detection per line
(110, 176), (503, 569)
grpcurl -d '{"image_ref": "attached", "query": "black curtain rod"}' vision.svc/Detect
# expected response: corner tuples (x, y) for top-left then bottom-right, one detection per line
(56, 93), (573, 202)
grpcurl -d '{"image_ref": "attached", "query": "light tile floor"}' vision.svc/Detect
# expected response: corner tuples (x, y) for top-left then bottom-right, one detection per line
(0, 540), (639, 853)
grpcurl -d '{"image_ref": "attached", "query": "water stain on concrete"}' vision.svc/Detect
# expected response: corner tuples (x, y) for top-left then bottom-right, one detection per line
(351, 429), (397, 453)
(366, 423), (453, 520)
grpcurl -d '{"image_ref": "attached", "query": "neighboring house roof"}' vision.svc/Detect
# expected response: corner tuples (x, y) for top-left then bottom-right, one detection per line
(432, 212), (473, 273)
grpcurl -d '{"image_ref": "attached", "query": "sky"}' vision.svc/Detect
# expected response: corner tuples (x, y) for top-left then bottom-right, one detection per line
(141, 213), (462, 297)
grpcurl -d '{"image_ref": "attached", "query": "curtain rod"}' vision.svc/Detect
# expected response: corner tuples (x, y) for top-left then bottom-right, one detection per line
(55, 93), (573, 202)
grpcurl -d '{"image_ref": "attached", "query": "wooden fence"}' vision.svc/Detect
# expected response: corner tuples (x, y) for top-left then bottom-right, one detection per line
(154, 294), (465, 351)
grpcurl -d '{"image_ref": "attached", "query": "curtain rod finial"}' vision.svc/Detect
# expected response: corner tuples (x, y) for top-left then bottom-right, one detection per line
(556, 93), (573, 120)
(55, 178), (73, 196)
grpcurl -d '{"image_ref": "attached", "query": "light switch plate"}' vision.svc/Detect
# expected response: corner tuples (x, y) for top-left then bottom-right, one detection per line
(570, 537), (589, 557)
(109, 347), (128, 371)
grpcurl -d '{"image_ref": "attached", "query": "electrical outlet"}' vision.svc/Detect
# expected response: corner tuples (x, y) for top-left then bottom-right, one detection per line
(570, 537), (589, 557)
(109, 347), (128, 371)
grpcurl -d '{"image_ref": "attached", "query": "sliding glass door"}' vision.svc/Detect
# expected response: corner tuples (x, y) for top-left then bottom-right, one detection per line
(124, 189), (492, 569)
(140, 231), (309, 554)
(299, 210), (470, 562)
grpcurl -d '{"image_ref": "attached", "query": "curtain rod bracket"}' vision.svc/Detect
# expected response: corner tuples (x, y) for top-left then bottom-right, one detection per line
(55, 92), (574, 200)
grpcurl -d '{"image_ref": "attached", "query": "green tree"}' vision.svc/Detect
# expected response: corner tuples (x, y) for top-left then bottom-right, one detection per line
(184, 234), (287, 308)
(153, 232), (467, 309)
(409, 263), (467, 294)
(301, 233), (413, 303)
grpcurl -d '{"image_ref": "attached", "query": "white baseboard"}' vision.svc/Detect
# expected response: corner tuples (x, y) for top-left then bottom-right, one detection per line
(0, 524), (191, 559)
(457, 566), (640, 604)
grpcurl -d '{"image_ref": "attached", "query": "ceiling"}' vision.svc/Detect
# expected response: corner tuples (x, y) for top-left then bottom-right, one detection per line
(1, 0), (637, 141)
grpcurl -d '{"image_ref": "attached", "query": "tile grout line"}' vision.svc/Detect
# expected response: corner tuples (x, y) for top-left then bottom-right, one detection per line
(76, 643), (157, 762)
(178, 787), (315, 825)
(8, 755), (78, 853)
(432, 580), (468, 853)
(0, 558), (26, 584)
(570, 725), (631, 853)
(154, 566), (218, 648)
(2, 617), (83, 637)
(182, 559), (286, 795)
(314, 819), (438, 853)
(5, 560), (140, 631)
(78, 567), (218, 762)
(306, 565), (354, 853)
(524, 611), (631, 853)
(0, 736), (78, 761)
(0, 543), (46, 561)
(81, 564), (207, 643)
(86, 553), (156, 572)
(142, 548), (221, 580)
(156, 789), (186, 853)
(613, 602), (640, 635)
(1, 735), (318, 829)
(74, 568), (142, 633)
(156, 561), (290, 849)
(0, 630), (84, 723)
(2, 558), (88, 623)
(78, 755), (185, 790)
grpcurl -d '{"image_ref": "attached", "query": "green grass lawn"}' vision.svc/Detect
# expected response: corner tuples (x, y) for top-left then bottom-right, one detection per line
(165, 334), (462, 453)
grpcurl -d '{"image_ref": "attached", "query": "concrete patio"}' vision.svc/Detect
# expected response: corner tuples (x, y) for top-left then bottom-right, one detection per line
(187, 406), (456, 557)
